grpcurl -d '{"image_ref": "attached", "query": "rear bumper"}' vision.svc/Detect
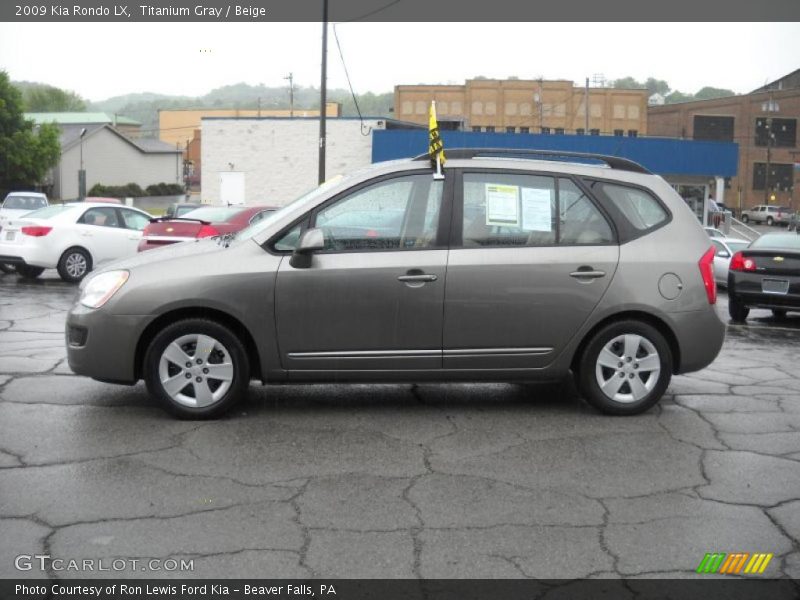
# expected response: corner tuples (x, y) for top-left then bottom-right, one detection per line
(137, 238), (182, 252)
(729, 272), (800, 310)
(670, 308), (726, 374)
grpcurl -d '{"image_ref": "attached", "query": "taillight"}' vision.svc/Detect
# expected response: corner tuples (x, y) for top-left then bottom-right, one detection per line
(729, 251), (756, 272)
(196, 224), (220, 238)
(21, 226), (52, 237)
(698, 246), (717, 305)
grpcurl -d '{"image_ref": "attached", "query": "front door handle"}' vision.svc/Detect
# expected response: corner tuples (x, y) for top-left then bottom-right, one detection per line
(570, 267), (606, 279)
(398, 274), (438, 283)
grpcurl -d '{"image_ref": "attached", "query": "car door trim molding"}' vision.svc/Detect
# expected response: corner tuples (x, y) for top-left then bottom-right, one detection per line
(287, 347), (553, 359)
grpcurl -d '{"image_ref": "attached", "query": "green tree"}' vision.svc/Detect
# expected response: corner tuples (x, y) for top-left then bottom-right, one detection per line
(613, 76), (645, 89)
(645, 77), (670, 97)
(694, 86), (735, 100)
(22, 84), (87, 112)
(0, 71), (61, 196)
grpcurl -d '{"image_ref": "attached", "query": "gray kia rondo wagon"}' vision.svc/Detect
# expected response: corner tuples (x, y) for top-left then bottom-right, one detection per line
(66, 149), (725, 418)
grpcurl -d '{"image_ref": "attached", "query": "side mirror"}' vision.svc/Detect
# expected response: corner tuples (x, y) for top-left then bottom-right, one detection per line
(289, 228), (325, 269)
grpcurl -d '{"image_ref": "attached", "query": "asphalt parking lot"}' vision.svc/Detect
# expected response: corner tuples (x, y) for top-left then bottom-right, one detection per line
(1, 268), (799, 582)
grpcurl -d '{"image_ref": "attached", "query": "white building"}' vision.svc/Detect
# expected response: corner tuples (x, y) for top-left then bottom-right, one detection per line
(201, 117), (399, 205)
(648, 93), (666, 106)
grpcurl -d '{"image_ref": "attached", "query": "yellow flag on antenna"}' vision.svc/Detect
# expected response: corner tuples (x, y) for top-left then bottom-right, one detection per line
(428, 101), (446, 171)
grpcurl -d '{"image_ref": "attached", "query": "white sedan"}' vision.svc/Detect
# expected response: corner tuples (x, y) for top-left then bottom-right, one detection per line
(710, 237), (751, 286)
(0, 202), (152, 283)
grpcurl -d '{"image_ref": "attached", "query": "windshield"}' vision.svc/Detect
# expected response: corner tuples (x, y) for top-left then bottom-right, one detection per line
(23, 205), (71, 219)
(234, 176), (347, 243)
(751, 234), (800, 251)
(3, 196), (47, 210)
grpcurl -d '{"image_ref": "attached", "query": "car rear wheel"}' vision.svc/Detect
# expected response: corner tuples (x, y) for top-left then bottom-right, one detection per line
(728, 296), (749, 322)
(741, 214), (749, 223)
(57, 247), (92, 283)
(16, 265), (45, 279)
(766, 216), (774, 226)
(144, 319), (250, 419)
(577, 320), (672, 416)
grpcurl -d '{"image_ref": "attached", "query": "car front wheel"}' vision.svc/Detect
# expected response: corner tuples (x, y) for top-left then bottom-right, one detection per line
(728, 296), (749, 322)
(144, 319), (250, 419)
(577, 320), (672, 416)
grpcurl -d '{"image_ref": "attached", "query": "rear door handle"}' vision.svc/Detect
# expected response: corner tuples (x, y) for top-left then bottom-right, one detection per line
(570, 268), (606, 279)
(398, 274), (438, 283)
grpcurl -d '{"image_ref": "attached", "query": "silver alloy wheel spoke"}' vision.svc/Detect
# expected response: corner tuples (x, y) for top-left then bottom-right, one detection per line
(595, 333), (660, 404)
(66, 254), (86, 277)
(158, 333), (233, 408)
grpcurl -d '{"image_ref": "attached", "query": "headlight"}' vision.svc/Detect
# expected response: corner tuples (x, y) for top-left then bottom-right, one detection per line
(80, 270), (129, 308)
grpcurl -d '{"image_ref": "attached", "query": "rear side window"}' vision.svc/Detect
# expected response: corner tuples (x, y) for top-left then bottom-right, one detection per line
(590, 182), (668, 231)
(460, 173), (613, 247)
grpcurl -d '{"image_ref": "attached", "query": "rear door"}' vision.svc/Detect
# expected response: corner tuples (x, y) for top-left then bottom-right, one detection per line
(443, 171), (618, 370)
(117, 208), (151, 256)
(274, 172), (449, 372)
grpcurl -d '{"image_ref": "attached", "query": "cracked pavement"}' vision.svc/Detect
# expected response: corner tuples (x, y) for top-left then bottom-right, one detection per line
(0, 270), (799, 583)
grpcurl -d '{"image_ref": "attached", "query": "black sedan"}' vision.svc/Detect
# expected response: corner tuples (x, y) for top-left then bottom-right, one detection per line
(728, 232), (800, 322)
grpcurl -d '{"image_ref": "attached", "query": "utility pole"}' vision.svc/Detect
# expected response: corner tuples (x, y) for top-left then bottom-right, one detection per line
(318, 0), (328, 185)
(763, 93), (779, 205)
(284, 72), (294, 117)
(584, 78), (589, 133)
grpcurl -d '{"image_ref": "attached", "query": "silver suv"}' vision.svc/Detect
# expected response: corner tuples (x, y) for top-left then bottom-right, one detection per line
(741, 204), (792, 226)
(66, 149), (725, 418)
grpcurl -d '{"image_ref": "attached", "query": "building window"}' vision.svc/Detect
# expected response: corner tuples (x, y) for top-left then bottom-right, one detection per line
(540, 127), (551, 135)
(753, 163), (794, 191)
(519, 103), (532, 116)
(401, 101), (413, 115)
(520, 127), (530, 134)
(755, 117), (797, 147)
(590, 104), (602, 118)
(693, 115), (734, 142)
(472, 101), (483, 115)
(505, 102), (517, 116)
(542, 104), (553, 117)
(472, 126), (482, 132)
(485, 102), (497, 116)
(627, 105), (640, 120)
(414, 101), (426, 115)
(506, 126), (515, 133)
(628, 130), (638, 137)
(613, 105), (626, 119)
(438, 102), (449, 115)
(485, 126), (495, 133)
(590, 129), (600, 136)
(614, 129), (624, 136)
(451, 101), (463, 115)
(576, 128), (585, 135)
(555, 128), (565, 135)
(554, 104), (566, 117)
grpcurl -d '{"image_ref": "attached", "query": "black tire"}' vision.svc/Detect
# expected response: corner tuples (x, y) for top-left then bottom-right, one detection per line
(57, 247), (92, 283)
(16, 265), (45, 279)
(143, 319), (250, 419)
(772, 309), (787, 319)
(766, 216), (774, 226)
(728, 295), (750, 322)
(576, 320), (672, 416)
(741, 214), (749, 224)
(0, 263), (15, 274)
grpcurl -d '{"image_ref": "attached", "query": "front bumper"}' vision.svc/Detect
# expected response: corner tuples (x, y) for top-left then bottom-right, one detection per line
(66, 303), (146, 384)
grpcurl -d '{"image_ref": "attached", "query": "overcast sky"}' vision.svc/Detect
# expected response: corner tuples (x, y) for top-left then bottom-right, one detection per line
(0, 22), (797, 101)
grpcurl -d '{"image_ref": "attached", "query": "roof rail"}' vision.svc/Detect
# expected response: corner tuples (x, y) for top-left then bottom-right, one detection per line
(412, 148), (652, 174)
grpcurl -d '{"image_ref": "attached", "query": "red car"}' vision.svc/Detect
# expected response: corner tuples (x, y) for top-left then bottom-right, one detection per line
(138, 205), (276, 252)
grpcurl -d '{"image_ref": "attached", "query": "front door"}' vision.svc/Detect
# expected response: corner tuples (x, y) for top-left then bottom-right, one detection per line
(443, 171), (619, 370)
(275, 173), (448, 372)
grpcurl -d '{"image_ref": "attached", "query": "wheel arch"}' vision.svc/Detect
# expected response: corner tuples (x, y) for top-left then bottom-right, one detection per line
(570, 310), (681, 375)
(134, 307), (262, 382)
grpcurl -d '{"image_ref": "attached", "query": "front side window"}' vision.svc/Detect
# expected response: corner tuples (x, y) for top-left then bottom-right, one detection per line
(313, 174), (443, 252)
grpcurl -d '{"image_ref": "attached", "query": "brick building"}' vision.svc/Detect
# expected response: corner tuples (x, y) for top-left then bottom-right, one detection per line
(394, 79), (648, 136)
(648, 71), (800, 211)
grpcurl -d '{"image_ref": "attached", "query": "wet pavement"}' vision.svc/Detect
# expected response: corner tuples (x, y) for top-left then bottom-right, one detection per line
(0, 269), (799, 582)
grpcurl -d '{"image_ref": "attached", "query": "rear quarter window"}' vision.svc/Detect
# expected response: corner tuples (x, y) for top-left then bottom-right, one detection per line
(584, 180), (669, 239)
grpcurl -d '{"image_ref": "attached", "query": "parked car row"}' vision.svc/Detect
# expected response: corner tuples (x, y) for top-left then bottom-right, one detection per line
(740, 204), (795, 227)
(0, 191), (276, 282)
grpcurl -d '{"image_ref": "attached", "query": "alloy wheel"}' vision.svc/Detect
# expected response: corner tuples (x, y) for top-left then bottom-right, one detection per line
(65, 252), (88, 279)
(158, 333), (234, 408)
(595, 334), (661, 403)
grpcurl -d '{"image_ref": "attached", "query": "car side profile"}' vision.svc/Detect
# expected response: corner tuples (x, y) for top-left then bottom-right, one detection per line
(740, 205), (792, 226)
(66, 149), (725, 418)
(0, 202), (152, 282)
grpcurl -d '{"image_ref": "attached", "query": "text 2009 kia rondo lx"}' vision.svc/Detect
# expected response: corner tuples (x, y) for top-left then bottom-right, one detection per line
(66, 149), (725, 418)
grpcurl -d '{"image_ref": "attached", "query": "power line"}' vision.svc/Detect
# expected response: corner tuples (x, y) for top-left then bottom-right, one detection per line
(332, 23), (371, 136)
